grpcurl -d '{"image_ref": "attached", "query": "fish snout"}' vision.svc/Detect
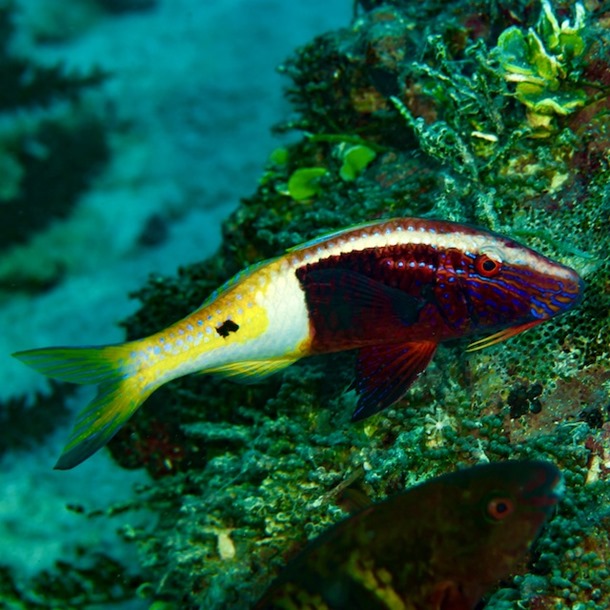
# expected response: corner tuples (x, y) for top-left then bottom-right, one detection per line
(559, 267), (585, 309)
(523, 461), (564, 515)
(530, 266), (584, 320)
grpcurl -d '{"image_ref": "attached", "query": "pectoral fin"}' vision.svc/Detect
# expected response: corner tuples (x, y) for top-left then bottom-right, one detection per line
(351, 340), (437, 421)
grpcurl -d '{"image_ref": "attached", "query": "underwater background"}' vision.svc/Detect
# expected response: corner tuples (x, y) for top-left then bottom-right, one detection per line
(1, 0), (609, 608)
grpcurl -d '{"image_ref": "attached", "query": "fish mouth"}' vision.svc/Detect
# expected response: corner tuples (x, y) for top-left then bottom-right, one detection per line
(465, 269), (583, 351)
(522, 461), (564, 514)
(554, 270), (585, 311)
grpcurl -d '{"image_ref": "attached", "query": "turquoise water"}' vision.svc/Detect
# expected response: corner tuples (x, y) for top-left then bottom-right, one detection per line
(0, 1), (349, 608)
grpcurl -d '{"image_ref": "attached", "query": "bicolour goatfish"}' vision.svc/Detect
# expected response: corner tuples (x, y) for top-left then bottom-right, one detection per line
(254, 460), (563, 610)
(13, 218), (583, 469)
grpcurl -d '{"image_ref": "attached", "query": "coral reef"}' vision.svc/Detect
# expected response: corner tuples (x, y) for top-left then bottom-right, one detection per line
(12, 0), (608, 607)
(108, 1), (610, 608)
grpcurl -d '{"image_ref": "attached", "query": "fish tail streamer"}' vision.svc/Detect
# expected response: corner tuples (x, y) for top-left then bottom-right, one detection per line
(12, 344), (154, 470)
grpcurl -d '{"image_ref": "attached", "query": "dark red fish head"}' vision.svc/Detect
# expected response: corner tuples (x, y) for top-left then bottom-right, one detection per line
(453, 229), (584, 348)
(254, 460), (562, 610)
(433, 460), (563, 606)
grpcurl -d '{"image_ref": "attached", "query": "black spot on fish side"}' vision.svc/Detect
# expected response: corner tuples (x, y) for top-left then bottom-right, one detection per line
(216, 319), (239, 338)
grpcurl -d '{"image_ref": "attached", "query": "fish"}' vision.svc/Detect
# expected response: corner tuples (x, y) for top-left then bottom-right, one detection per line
(254, 460), (563, 610)
(12, 218), (583, 469)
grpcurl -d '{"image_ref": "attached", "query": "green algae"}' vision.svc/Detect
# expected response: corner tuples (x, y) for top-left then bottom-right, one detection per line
(37, 0), (610, 608)
(494, 0), (589, 131)
(338, 144), (377, 181)
(286, 167), (328, 200)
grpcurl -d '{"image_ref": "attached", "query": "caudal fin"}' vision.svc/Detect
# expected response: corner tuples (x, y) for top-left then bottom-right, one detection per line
(12, 345), (152, 470)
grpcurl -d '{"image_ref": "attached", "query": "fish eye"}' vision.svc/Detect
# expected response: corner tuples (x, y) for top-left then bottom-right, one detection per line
(487, 496), (514, 521)
(475, 254), (501, 277)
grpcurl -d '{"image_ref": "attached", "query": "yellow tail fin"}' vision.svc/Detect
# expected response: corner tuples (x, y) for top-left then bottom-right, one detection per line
(12, 345), (152, 470)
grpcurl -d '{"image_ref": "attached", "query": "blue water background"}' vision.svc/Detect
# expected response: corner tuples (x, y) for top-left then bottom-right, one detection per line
(0, 0), (350, 602)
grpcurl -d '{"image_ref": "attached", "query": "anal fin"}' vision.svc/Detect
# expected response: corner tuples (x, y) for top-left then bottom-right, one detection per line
(204, 358), (298, 383)
(351, 341), (437, 421)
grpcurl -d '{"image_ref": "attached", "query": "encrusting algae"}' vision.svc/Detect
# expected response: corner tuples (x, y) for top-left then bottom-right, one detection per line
(5, 0), (610, 608)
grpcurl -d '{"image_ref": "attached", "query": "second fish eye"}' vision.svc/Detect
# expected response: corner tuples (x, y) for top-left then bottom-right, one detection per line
(486, 496), (514, 521)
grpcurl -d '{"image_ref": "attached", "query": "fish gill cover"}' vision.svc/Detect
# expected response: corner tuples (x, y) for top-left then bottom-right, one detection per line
(4, 0), (610, 608)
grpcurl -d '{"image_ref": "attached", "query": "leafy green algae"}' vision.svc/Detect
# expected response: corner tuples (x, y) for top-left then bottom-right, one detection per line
(71, 1), (610, 608)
